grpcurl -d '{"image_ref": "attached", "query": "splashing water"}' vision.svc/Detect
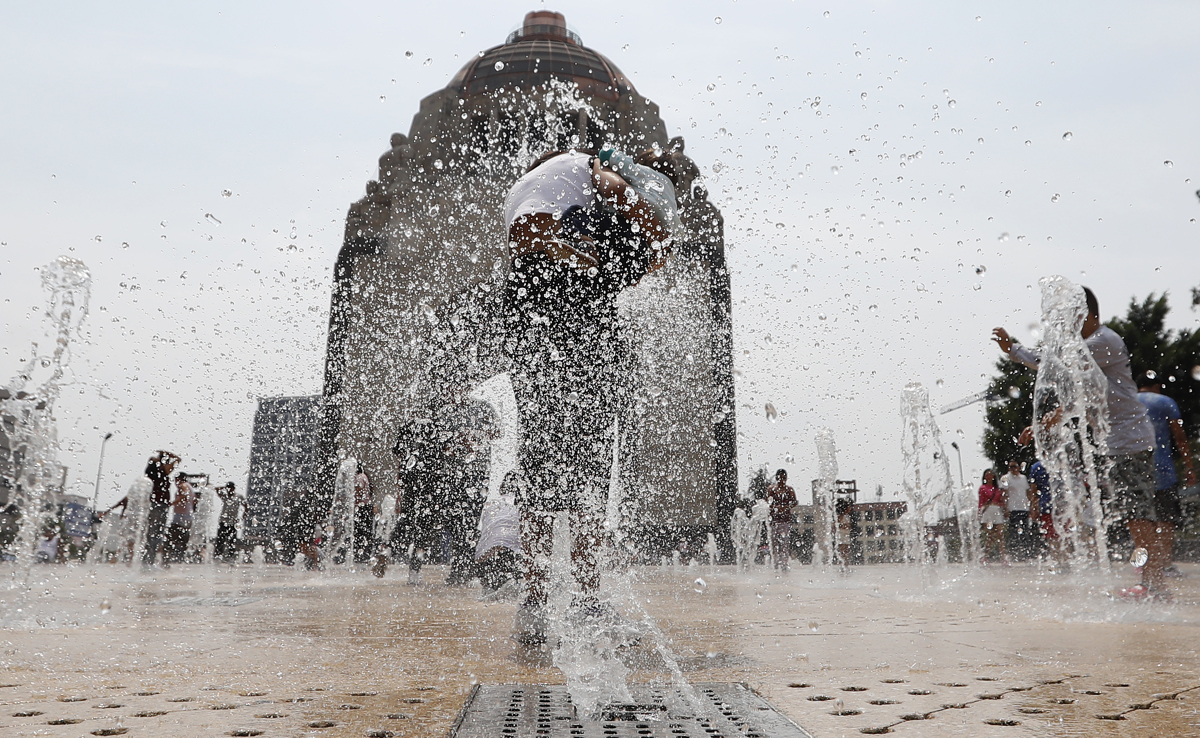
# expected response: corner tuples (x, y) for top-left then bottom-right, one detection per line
(331, 458), (357, 568)
(2, 257), (91, 581)
(899, 383), (960, 566)
(1031, 276), (1110, 570)
(813, 428), (837, 566)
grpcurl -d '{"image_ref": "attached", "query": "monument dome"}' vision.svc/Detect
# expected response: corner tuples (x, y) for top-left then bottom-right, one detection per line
(449, 12), (633, 101)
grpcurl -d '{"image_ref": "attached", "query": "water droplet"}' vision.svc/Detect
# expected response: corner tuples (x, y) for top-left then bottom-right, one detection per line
(823, 10), (831, 18)
(379, 95), (386, 102)
(434, 159), (444, 170)
(221, 189), (232, 198)
(975, 265), (987, 275)
(423, 58), (432, 66)
(99, 599), (111, 613)
(861, 92), (868, 100)
(818, 313), (827, 320)
(1130, 547), (1149, 568)
(809, 621), (820, 632)
(405, 50), (413, 58)
(775, 222), (786, 230)
(831, 166), (840, 174)
(693, 578), (708, 593)
(935, 379), (945, 388)
(1004, 190), (1011, 197)
(975, 15), (982, 21)
(493, 60), (505, 71)
(998, 233), (1009, 242)
(947, 99), (956, 108)
(714, 16), (722, 24)
(204, 213), (221, 226)
(868, 304), (878, 312)
(1051, 193), (1060, 202)
(785, 453), (795, 463)
(1025, 140), (1032, 146)
(1062, 131), (1072, 141)
(1007, 386), (1021, 399)
(707, 83), (716, 91)
(1164, 160), (1174, 168)
(978, 137), (985, 144)
(973, 283), (982, 291)
(765, 403), (778, 422)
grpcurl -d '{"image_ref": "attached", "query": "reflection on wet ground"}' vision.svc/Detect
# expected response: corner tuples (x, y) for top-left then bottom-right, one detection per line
(1, 562), (1198, 736)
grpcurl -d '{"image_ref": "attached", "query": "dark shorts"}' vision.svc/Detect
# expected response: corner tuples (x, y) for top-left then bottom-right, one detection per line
(1098, 451), (1158, 524)
(1154, 485), (1183, 526)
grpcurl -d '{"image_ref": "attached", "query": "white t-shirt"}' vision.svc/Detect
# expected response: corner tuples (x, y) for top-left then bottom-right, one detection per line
(1011, 326), (1154, 454)
(999, 472), (1030, 512)
(503, 152), (594, 229)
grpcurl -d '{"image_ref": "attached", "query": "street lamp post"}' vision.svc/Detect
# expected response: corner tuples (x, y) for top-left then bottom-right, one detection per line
(950, 441), (965, 488)
(91, 432), (114, 512)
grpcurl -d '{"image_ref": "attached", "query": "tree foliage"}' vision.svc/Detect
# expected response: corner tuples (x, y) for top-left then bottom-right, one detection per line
(982, 290), (1200, 471)
(982, 356), (1036, 473)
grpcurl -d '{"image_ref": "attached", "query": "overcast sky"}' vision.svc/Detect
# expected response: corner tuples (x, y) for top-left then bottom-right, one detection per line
(2, 1), (1198, 508)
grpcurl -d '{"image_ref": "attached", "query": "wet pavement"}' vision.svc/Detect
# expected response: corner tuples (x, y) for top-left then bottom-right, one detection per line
(1, 561), (1198, 737)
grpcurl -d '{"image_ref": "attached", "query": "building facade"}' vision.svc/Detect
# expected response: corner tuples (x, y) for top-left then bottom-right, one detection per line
(245, 395), (321, 552)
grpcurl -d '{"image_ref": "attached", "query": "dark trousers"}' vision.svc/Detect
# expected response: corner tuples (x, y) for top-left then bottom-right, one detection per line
(142, 504), (169, 566)
(445, 498), (485, 584)
(214, 522), (238, 561)
(352, 506), (375, 563)
(1007, 510), (1031, 558)
(164, 522), (191, 563)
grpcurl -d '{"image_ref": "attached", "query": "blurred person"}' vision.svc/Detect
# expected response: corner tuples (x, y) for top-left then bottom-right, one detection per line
(164, 473), (195, 564)
(978, 469), (1007, 563)
(835, 496), (854, 568)
(141, 450), (180, 569)
(999, 461), (1034, 559)
(765, 469), (797, 570)
(352, 463), (375, 565)
(441, 396), (499, 586)
(1136, 371), (1196, 576)
(392, 416), (442, 585)
(214, 482), (242, 563)
(504, 148), (673, 643)
(995, 286), (1161, 597)
(34, 525), (60, 563)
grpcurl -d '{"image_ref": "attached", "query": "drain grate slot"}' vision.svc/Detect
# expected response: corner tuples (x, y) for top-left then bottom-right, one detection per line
(450, 682), (813, 737)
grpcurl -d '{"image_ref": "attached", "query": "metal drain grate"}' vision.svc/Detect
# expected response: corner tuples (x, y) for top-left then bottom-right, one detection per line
(450, 682), (813, 738)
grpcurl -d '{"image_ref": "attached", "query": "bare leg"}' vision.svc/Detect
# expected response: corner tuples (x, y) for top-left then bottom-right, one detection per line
(521, 508), (554, 608)
(569, 508), (602, 596)
(1130, 519), (1174, 590)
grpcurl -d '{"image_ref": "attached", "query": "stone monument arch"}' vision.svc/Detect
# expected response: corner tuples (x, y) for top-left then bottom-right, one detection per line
(312, 10), (739, 558)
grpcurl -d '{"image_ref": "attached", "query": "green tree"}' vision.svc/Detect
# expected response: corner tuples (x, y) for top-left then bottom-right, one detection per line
(982, 356), (1036, 472)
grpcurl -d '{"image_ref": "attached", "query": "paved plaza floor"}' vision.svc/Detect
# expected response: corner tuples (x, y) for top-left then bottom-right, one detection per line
(1, 560), (1198, 737)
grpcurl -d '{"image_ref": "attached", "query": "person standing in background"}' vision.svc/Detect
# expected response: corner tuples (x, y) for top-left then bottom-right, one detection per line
(1136, 371), (1196, 577)
(999, 460), (1034, 559)
(765, 469), (797, 570)
(352, 464), (375, 565)
(214, 482), (243, 563)
(164, 473), (195, 564)
(141, 450), (180, 569)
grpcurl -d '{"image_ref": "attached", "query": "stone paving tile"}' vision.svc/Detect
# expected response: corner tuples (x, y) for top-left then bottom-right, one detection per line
(2, 562), (1199, 736)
